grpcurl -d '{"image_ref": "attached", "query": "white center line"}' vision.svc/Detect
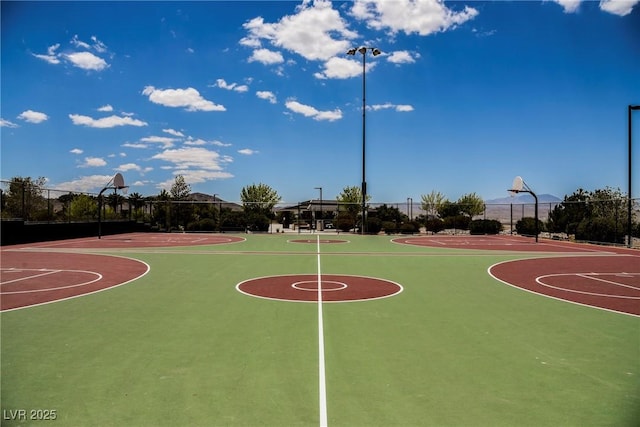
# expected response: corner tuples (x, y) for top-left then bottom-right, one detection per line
(317, 235), (328, 427)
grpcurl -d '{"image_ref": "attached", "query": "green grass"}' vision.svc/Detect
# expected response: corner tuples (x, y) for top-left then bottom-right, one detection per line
(1, 233), (638, 426)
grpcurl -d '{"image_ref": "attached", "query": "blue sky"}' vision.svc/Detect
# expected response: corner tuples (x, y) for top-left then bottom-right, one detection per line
(2, 0), (639, 203)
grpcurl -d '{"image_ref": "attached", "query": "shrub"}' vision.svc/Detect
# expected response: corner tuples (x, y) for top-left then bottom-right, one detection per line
(335, 213), (355, 232)
(576, 217), (624, 244)
(515, 217), (543, 236)
(186, 218), (216, 231)
(400, 222), (418, 234)
(382, 221), (397, 235)
(443, 215), (471, 230)
(469, 219), (502, 235)
(424, 218), (445, 234)
(366, 217), (382, 234)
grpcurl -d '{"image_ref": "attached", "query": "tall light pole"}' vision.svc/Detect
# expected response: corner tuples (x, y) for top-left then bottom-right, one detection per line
(347, 46), (381, 234)
(315, 187), (323, 230)
(629, 105), (640, 248)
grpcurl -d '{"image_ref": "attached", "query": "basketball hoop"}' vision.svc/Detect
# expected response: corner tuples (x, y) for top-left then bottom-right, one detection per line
(98, 173), (129, 239)
(506, 176), (539, 243)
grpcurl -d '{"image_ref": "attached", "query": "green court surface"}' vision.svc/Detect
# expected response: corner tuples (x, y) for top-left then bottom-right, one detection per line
(1, 233), (638, 426)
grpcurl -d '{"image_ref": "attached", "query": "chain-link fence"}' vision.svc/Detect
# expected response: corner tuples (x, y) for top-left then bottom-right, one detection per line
(2, 179), (638, 246)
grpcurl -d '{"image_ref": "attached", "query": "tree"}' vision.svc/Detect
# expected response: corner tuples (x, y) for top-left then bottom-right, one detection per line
(128, 192), (145, 220)
(547, 187), (629, 244)
(170, 174), (191, 200)
(2, 176), (47, 220)
(420, 191), (446, 218)
(70, 194), (97, 220)
(547, 188), (590, 234)
(241, 183), (281, 213)
(105, 192), (126, 219)
(336, 186), (371, 230)
(240, 183), (281, 231)
(457, 192), (485, 218)
(437, 200), (460, 218)
(375, 204), (405, 223)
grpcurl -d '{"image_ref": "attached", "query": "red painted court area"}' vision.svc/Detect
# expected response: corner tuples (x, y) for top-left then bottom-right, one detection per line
(394, 235), (639, 316)
(392, 235), (609, 252)
(0, 251), (149, 311)
(236, 274), (403, 303)
(490, 255), (640, 316)
(0, 233), (245, 311)
(7, 232), (245, 249)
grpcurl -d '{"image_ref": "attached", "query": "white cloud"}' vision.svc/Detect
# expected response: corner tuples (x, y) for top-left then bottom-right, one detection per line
(140, 136), (177, 148)
(115, 163), (142, 172)
(90, 36), (108, 53)
(122, 143), (148, 149)
(98, 104), (113, 112)
(599, 0), (639, 16)
(387, 50), (416, 64)
(285, 100), (342, 121)
(151, 147), (230, 171)
(351, 0), (478, 36)
(70, 148), (84, 154)
(55, 174), (114, 192)
(69, 114), (148, 128)
(238, 148), (258, 155)
(184, 138), (207, 146)
(242, 1), (357, 62)
(156, 170), (234, 190)
(17, 110), (49, 123)
(215, 78), (249, 92)
(152, 147), (234, 189)
(79, 156), (107, 168)
(551, 0), (582, 13)
(32, 37), (110, 70)
(142, 86), (226, 112)
(71, 34), (91, 50)
(1, 118), (19, 128)
(314, 56), (373, 79)
(32, 43), (61, 64)
(64, 51), (108, 71)
(369, 103), (414, 112)
(163, 128), (185, 137)
(256, 90), (277, 104)
(248, 48), (285, 65)
(395, 105), (415, 112)
(211, 139), (233, 147)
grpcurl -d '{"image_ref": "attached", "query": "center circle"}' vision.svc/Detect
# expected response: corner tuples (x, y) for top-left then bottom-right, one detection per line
(236, 274), (403, 303)
(291, 280), (348, 292)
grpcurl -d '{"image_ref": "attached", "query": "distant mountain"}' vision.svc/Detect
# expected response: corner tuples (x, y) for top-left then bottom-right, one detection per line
(190, 192), (221, 202)
(486, 193), (561, 204)
(189, 192), (243, 210)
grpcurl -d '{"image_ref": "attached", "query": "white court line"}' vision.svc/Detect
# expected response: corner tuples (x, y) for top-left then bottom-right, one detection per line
(317, 235), (328, 427)
(576, 273), (640, 291)
(0, 269), (60, 285)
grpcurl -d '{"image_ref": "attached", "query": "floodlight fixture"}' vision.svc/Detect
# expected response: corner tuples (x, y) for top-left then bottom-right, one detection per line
(508, 176), (539, 243)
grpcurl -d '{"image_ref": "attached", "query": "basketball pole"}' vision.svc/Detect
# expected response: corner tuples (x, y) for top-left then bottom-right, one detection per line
(97, 174), (127, 239)
(509, 177), (539, 243)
